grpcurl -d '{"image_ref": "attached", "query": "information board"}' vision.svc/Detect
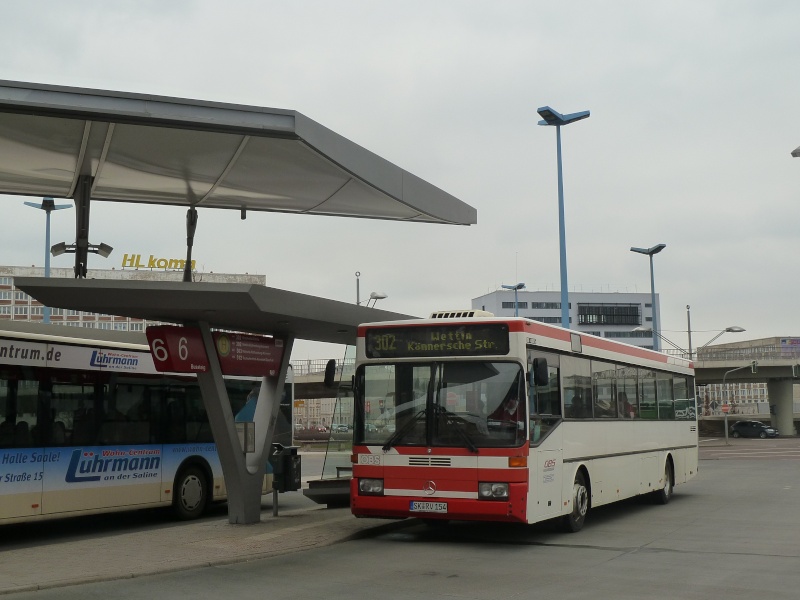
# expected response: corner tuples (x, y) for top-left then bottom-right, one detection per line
(212, 332), (284, 376)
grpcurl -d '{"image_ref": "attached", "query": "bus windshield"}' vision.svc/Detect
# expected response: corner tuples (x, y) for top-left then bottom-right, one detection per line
(356, 361), (526, 449)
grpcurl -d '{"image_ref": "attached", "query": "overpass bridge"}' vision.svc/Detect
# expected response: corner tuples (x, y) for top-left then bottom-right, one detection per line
(292, 358), (354, 399)
(677, 342), (800, 436)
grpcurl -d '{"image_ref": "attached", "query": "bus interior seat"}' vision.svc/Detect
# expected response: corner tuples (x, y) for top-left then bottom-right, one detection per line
(52, 421), (67, 444)
(13, 421), (31, 447)
(0, 420), (14, 446)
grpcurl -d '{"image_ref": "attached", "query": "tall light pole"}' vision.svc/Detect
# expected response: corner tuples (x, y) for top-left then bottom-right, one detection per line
(24, 197), (72, 323)
(501, 283), (526, 316)
(537, 106), (590, 329)
(630, 244), (666, 351)
(686, 305), (693, 359)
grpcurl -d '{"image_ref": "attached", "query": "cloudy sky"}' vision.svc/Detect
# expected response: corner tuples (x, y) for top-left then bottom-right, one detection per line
(1, 1), (799, 359)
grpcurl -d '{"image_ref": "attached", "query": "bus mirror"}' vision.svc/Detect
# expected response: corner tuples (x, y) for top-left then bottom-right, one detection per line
(531, 358), (548, 386)
(324, 359), (337, 388)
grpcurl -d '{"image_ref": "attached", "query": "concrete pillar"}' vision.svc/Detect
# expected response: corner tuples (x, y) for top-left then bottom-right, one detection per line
(195, 322), (295, 524)
(767, 379), (795, 436)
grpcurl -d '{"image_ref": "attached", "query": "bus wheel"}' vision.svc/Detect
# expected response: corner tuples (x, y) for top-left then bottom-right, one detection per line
(174, 466), (208, 520)
(562, 470), (589, 533)
(653, 460), (673, 505)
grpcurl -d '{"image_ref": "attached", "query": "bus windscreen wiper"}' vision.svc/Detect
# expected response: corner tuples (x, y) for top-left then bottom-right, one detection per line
(433, 405), (478, 453)
(382, 409), (426, 452)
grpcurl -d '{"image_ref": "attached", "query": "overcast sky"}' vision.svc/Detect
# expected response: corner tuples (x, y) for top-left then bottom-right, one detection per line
(2, 1), (799, 359)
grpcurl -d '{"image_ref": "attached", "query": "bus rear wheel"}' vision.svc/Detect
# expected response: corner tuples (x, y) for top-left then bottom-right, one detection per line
(653, 460), (673, 505)
(562, 470), (589, 533)
(174, 466), (208, 520)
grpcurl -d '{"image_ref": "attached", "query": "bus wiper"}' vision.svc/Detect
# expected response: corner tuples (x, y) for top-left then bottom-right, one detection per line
(433, 405), (478, 453)
(382, 409), (425, 452)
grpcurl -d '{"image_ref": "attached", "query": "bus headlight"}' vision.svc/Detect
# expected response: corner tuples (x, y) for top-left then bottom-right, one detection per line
(358, 478), (384, 496)
(478, 482), (509, 500)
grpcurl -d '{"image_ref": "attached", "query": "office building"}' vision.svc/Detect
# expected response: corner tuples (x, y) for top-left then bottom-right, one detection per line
(472, 289), (659, 349)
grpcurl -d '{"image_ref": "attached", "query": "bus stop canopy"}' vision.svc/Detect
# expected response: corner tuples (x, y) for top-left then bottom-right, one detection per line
(14, 277), (415, 344)
(0, 79), (476, 226)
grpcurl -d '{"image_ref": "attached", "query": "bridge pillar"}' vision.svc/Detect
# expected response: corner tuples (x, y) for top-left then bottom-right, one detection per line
(767, 379), (796, 436)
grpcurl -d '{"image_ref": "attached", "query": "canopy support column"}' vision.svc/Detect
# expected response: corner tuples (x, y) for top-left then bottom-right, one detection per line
(194, 321), (294, 524)
(183, 206), (198, 282)
(73, 175), (93, 279)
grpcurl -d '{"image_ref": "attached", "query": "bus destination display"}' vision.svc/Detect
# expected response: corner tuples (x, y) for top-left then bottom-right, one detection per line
(365, 323), (510, 358)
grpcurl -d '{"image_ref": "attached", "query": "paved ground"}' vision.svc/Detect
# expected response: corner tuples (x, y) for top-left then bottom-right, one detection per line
(0, 496), (403, 595)
(2, 437), (797, 595)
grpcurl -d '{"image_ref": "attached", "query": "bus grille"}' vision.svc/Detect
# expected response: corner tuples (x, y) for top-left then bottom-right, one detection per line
(408, 457), (452, 467)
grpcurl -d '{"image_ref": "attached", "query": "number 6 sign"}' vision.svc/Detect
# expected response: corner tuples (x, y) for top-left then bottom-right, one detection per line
(145, 325), (210, 373)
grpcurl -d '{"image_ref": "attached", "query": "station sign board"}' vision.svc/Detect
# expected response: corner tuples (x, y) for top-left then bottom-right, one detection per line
(146, 326), (284, 376)
(146, 325), (210, 373)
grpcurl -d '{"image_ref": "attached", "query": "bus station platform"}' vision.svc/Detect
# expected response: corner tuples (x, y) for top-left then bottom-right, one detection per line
(0, 493), (404, 595)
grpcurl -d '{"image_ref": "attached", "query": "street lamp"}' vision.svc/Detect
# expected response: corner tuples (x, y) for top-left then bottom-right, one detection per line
(537, 105), (590, 329)
(695, 326), (746, 359)
(24, 197), (71, 323)
(791, 146), (800, 158)
(366, 292), (388, 308)
(630, 244), (666, 351)
(51, 241), (113, 258)
(501, 283), (526, 316)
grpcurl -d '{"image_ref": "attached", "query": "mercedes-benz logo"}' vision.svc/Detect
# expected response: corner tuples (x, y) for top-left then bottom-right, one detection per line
(423, 481), (436, 495)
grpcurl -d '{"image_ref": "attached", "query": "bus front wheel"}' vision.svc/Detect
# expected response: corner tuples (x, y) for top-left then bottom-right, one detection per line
(174, 466), (208, 520)
(562, 470), (589, 533)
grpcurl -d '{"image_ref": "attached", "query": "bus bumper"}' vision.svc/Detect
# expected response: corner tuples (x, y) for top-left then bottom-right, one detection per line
(350, 481), (527, 523)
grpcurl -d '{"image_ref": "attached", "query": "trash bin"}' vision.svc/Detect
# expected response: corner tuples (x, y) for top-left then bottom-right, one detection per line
(269, 443), (301, 492)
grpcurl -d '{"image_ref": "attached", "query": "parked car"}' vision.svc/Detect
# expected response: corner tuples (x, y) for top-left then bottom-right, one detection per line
(331, 423), (349, 433)
(730, 420), (779, 439)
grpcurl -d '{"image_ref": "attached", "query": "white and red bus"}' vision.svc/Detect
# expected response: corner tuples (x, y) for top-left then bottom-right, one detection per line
(350, 312), (697, 531)
(0, 322), (293, 525)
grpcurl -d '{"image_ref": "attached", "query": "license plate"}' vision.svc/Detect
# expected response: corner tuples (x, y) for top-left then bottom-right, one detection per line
(409, 501), (448, 513)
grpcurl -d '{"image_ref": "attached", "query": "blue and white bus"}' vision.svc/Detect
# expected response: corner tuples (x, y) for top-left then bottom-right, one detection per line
(0, 322), (292, 524)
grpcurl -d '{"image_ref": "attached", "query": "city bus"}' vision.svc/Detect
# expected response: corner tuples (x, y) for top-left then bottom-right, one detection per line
(350, 312), (697, 532)
(0, 322), (292, 525)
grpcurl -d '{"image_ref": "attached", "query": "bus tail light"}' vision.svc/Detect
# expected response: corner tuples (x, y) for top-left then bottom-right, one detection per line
(508, 456), (527, 468)
(478, 482), (509, 500)
(358, 478), (384, 496)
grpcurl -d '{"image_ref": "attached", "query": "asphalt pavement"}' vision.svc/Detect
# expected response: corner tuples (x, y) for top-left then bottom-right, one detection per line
(1, 437), (797, 595)
(0, 491), (403, 595)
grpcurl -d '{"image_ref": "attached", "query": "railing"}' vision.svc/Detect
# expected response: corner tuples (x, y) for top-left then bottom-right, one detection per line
(290, 358), (355, 377)
(665, 348), (800, 362)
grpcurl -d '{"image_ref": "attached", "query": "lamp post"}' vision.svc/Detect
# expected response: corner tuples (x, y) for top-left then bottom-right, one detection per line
(694, 326), (746, 359)
(791, 146), (800, 157)
(634, 324), (745, 360)
(24, 197), (72, 323)
(537, 106), (590, 329)
(630, 244), (666, 351)
(501, 283), (526, 316)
